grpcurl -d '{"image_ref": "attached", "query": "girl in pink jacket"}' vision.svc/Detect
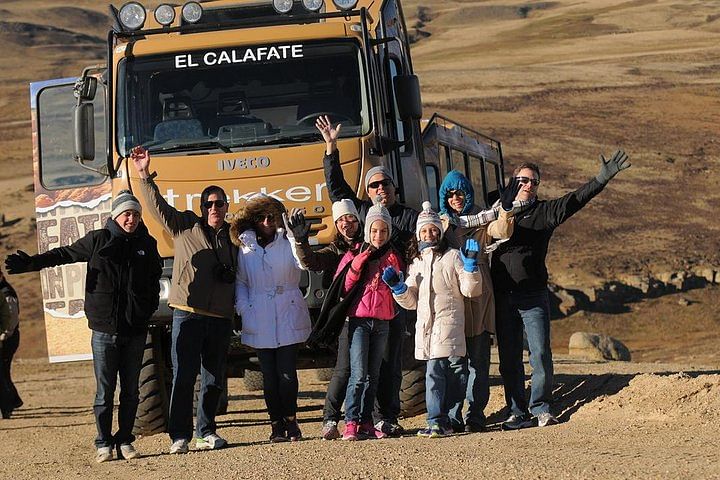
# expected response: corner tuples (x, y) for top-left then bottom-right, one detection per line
(336, 199), (403, 441)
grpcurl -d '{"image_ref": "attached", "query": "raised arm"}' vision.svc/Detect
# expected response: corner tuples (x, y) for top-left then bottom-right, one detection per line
(129, 146), (197, 236)
(5, 232), (97, 274)
(317, 116), (364, 208)
(546, 149), (630, 229)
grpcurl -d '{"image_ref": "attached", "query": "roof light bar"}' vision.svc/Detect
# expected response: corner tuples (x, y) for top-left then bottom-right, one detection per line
(181, 1), (203, 24)
(119, 2), (147, 31)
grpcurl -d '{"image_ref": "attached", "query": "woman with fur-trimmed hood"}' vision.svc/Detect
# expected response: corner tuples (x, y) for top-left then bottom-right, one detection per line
(231, 193), (311, 443)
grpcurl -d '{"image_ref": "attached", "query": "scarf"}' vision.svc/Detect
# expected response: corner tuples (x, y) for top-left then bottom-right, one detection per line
(456, 198), (535, 229)
(307, 242), (392, 348)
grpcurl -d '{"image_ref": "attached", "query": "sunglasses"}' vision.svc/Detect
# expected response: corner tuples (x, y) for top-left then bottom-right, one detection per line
(446, 190), (465, 199)
(368, 179), (392, 190)
(515, 176), (540, 186)
(203, 199), (227, 209)
(255, 213), (276, 223)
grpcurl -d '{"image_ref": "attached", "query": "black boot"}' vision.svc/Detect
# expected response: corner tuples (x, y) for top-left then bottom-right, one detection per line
(270, 420), (288, 443)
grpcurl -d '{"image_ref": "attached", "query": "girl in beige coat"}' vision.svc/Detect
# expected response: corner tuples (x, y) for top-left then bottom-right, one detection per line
(382, 202), (483, 438)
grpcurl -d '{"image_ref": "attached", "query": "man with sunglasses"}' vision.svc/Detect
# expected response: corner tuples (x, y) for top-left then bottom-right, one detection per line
(492, 150), (630, 430)
(316, 115), (419, 436)
(130, 146), (237, 454)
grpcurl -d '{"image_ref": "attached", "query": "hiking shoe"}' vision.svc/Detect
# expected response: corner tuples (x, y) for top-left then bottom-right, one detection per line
(321, 420), (341, 440)
(536, 412), (559, 427)
(196, 433), (227, 450)
(342, 420), (359, 441)
(416, 425), (451, 438)
(95, 446), (113, 463)
(375, 420), (405, 437)
(464, 421), (486, 433)
(359, 421), (387, 439)
(169, 439), (189, 454)
(285, 418), (302, 442)
(450, 422), (465, 434)
(501, 414), (533, 431)
(118, 443), (140, 460)
(270, 420), (288, 443)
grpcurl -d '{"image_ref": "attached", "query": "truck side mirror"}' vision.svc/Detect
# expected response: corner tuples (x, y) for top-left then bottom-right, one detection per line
(393, 75), (422, 120)
(75, 76), (97, 101)
(74, 103), (95, 161)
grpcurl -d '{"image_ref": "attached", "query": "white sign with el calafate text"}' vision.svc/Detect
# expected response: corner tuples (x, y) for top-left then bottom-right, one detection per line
(175, 44), (304, 69)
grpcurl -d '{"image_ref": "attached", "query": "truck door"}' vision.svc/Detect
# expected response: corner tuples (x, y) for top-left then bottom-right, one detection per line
(421, 113), (505, 211)
(30, 77), (109, 362)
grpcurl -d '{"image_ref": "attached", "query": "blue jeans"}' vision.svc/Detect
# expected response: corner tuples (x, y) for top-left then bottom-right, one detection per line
(344, 317), (390, 423)
(256, 344), (299, 422)
(91, 331), (146, 448)
(426, 356), (467, 429)
(495, 289), (553, 417)
(167, 309), (232, 441)
(375, 312), (406, 423)
(449, 331), (491, 427)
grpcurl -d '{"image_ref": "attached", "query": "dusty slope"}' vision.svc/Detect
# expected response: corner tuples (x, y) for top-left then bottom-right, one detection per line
(0, 359), (718, 480)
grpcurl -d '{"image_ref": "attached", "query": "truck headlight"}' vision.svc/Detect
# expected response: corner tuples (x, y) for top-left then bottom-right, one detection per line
(273, 0), (293, 14)
(119, 2), (146, 31)
(154, 4), (176, 26)
(181, 1), (203, 23)
(302, 0), (324, 12)
(332, 0), (358, 11)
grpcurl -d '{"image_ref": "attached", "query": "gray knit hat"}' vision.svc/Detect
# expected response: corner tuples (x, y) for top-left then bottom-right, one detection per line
(364, 196), (392, 244)
(111, 190), (142, 219)
(364, 165), (395, 191)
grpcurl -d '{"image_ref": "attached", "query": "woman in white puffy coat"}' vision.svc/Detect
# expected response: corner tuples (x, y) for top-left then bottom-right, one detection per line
(382, 202), (483, 438)
(231, 194), (311, 443)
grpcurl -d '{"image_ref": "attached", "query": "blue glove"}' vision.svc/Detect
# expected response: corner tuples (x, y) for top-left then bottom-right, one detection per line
(382, 266), (407, 295)
(460, 239), (480, 272)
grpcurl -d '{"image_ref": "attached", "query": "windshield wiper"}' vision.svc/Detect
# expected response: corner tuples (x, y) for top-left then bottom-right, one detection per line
(256, 133), (321, 146)
(146, 140), (233, 154)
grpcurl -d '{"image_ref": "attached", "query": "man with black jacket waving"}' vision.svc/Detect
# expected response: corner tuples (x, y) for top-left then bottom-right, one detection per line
(316, 115), (419, 436)
(492, 150), (630, 430)
(5, 191), (161, 462)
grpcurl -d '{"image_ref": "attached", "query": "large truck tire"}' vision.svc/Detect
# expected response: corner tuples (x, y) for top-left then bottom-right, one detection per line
(399, 358), (426, 419)
(134, 327), (172, 437)
(243, 370), (264, 391)
(315, 367), (334, 382)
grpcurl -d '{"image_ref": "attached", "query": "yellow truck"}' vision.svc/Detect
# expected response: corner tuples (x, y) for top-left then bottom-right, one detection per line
(29, 0), (506, 435)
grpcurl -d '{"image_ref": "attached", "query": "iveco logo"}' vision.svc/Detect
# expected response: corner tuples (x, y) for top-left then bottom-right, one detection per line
(217, 156), (270, 171)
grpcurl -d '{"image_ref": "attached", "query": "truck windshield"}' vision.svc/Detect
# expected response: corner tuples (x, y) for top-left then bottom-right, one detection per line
(116, 40), (368, 155)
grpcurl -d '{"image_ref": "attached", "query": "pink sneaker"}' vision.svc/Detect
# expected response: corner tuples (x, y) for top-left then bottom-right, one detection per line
(359, 421), (387, 439)
(342, 421), (359, 441)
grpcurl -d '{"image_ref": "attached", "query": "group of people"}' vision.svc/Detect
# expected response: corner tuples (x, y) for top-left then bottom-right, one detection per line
(1, 113), (630, 461)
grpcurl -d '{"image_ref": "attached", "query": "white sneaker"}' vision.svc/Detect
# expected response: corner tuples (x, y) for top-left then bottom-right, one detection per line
(169, 438), (189, 454)
(536, 412), (559, 427)
(119, 443), (141, 459)
(95, 446), (113, 463)
(195, 433), (227, 450)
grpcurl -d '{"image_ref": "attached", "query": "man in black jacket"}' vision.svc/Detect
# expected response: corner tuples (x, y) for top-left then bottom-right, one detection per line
(492, 150), (630, 430)
(5, 191), (162, 462)
(316, 115), (419, 436)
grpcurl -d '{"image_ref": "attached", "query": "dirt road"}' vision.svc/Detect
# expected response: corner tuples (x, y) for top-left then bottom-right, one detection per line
(1, 355), (718, 480)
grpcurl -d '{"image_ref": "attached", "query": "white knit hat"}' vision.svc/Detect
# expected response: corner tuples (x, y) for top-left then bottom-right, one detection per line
(111, 190), (142, 219)
(331, 199), (359, 222)
(415, 201), (443, 240)
(364, 196), (392, 244)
